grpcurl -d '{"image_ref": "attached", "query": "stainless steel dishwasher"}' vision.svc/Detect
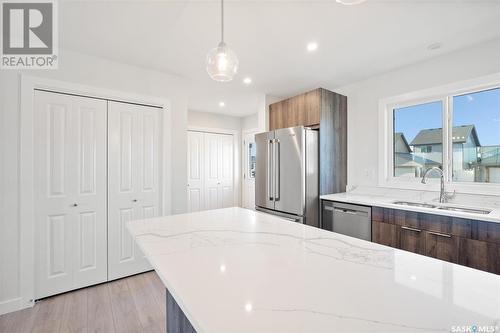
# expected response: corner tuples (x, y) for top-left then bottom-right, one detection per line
(321, 201), (372, 241)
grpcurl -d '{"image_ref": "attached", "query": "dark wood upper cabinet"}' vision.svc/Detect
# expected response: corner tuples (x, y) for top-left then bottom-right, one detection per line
(269, 88), (347, 195)
(269, 88), (322, 130)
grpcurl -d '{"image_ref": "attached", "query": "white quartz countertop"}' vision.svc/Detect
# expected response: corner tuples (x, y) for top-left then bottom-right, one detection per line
(128, 207), (500, 333)
(321, 189), (500, 224)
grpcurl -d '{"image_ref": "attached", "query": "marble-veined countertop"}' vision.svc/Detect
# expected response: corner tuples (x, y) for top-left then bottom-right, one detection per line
(321, 186), (500, 224)
(128, 207), (500, 333)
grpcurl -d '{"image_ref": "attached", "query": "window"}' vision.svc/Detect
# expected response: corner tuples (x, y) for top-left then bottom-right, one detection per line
(393, 101), (443, 179)
(383, 77), (500, 190)
(452, 88), (500, 183)
(248, 142), (256, 178)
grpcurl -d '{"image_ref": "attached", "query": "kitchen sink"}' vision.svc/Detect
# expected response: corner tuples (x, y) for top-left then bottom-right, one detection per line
(437, 206), (492, 215)
(392, 201), (437, 208)
(392, 201), (491, 215)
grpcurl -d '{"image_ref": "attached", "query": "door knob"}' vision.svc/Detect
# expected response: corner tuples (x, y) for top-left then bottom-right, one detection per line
(71, 203), (78, 207)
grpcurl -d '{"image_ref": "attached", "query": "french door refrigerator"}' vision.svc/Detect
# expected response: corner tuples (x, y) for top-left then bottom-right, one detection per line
(255, 126), (319, 227)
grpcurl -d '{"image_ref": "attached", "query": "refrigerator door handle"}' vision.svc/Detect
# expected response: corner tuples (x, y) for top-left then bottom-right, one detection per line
(268, 139), (274, 201)
(275, 139), (280, 201)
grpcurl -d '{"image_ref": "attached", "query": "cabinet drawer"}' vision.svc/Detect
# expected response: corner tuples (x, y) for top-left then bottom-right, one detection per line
(372, 220), (399, 248)
(474, 220), (500, 244)
(399, 225), (425, 255)
(420, 214), (471, 239)
(372, 207), (394, 223)
(458, 238), (500, 274)
(372, 207), (471, 238)
(425, 231), (459, 264)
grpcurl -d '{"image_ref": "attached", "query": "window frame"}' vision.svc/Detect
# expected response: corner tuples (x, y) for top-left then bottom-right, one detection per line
(378, 73), (500, 195)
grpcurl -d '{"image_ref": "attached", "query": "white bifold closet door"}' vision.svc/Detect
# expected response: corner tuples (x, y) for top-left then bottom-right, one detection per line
(34, 90), (107, 299)
(187, 131), (234, 212)
(187, 131), (205, 212)
(107, 101), (161, 280)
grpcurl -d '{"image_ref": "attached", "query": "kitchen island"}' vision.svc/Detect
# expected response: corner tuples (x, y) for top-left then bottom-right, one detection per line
(128, 207), (500, 333)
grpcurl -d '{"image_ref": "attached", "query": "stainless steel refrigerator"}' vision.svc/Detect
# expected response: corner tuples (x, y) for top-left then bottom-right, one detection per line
(255, 126), (319, 227)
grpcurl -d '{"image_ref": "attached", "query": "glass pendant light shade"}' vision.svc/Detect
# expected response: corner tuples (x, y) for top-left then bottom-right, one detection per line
(206, 42), (239, 82)
(206, 0), (238, 82)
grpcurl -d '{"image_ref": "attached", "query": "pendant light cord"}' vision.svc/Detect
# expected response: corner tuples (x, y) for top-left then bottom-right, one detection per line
(221, 0), (224, 43)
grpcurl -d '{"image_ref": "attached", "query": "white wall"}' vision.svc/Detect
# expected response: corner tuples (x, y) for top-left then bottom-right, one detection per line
(188, 110), (242, 131)
(330, 38), (500, 189)
(241, 113), (258, 131)
(0, 48), (189, 311)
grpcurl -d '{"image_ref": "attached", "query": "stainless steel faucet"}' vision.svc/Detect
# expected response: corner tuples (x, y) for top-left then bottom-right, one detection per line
(421, 167), (455, 203)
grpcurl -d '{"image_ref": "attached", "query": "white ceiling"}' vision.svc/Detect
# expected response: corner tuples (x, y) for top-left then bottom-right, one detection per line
(59, 0), (500, 116)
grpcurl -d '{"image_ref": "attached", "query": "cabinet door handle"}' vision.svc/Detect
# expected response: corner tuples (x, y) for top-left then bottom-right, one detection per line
(428, 231), (452, 238)
(401, 226), (421, 233)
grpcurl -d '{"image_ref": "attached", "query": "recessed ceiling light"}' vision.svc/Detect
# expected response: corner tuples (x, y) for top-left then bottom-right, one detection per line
(336, 0), (367, 5)
(243, 77), (252, 85)
(427, 42), (443, 50)
(307, 42), (318, 52)
(219, 101), (225, 107)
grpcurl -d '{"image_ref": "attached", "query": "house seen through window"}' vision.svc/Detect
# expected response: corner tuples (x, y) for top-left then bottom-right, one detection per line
(393, 101), (443, 179)
(392, 86), (500, 183)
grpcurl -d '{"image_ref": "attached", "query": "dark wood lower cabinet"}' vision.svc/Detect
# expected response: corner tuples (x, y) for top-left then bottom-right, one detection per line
(400, 226), (425, 255)
(458, 238), (500, 274)
(167, 289), (197, 333)
(370, 205), (500, 275)
(372, 220), (398, 248)
(425, 232), (459, 264)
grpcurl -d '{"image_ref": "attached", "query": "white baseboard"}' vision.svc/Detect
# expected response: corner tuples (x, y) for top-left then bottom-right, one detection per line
(0, 297), (31, 316)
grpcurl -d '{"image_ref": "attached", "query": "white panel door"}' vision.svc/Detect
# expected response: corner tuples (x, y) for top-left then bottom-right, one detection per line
(187, 131), (204, 212)
(204, 133), (222, 210)
(203, 133), (234, 210)
(108, 101), (161, 280)
(34, 90), (107, 299)
(220, 134), (234, 208)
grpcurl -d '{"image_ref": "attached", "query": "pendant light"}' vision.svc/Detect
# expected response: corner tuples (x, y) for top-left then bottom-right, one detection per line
(206, 0), (239, 82)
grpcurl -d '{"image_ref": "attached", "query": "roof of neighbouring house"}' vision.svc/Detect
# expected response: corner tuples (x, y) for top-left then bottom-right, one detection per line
(394, 132), (411, 153)
(410, 125), (480, 146)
